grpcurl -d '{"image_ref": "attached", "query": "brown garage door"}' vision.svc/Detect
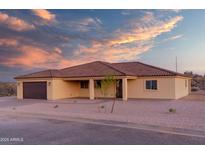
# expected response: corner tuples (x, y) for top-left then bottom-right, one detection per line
(23, 82), (47, 99)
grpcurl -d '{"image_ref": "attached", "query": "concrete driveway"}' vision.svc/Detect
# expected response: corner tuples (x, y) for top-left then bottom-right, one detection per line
(1, 91), (205, 133)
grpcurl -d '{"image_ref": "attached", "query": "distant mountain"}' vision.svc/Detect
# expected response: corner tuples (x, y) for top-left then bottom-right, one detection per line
(0, 82), (16, 97)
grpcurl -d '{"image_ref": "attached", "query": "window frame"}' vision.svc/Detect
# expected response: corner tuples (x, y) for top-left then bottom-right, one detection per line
(80, 81), (89, 89)
(145, 80), (158, 90)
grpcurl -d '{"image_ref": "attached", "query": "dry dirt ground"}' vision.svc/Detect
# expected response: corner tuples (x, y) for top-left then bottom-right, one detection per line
(1, 91), (205, 132)
(181, 90), (205, 101)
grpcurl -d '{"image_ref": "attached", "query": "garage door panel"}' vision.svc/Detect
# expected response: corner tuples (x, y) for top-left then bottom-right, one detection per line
(23, 82), (47, 99)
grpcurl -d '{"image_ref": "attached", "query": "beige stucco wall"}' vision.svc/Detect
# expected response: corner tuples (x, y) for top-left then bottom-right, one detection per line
(17, 81), (23, 99)
(127, 77), (190, 99)
(79, 89), (89, 98)
(50, 79), (80, 100)
(174, 77), (189, 99)
(127, 77), (176, 99)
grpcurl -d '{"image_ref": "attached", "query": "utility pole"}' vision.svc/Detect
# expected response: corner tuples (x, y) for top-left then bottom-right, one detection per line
(175, 56), (178, 72)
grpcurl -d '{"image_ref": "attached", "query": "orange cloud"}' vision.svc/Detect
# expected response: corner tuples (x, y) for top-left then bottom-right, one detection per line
(0, 37), (88, 69)
(75, 41), (102, 55)
(0, 38), (72, 69)
(74, 40), (153, 63)
(0, 13), (184, 70)
(103, 44), (153, 62)
(74, 15), (183, 63)
(4, 45), (70, 69)
(32, 9), (55, 22)
(0, 38), (18, 46)
(0, 12), (35, 31)
(54, 47), (62, 54)
(109, 16), (183, 45)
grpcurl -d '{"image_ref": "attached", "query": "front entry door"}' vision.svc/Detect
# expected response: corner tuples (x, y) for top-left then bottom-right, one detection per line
(116, 79), (122, 98)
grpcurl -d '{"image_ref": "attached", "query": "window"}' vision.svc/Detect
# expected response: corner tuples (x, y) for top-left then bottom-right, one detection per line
(95, 80), (101, 88)
(146, 80), (157, 90)
(80, 81), (88, 89)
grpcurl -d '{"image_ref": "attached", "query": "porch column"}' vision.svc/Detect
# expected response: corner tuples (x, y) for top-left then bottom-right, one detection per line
(122, 78), (128, 101)
(89, 79), (95, 100)
(17, 81), (23, 99)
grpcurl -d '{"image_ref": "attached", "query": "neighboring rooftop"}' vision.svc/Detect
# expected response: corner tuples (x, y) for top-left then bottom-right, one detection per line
(14, 61), (189, 79)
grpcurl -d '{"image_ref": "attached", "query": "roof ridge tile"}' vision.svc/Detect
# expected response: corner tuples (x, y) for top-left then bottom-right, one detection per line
(98, 61), (127, 76)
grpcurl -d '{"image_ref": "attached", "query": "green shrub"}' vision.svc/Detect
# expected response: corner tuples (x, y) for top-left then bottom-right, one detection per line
(169, 108), (176, 113)
(54, 105), (59, 108)
(100, 105), (105, 109)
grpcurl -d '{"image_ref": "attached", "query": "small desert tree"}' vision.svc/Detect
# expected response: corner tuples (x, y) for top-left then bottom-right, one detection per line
(94, 80), (101, 99)
(101, 75), (117, 113)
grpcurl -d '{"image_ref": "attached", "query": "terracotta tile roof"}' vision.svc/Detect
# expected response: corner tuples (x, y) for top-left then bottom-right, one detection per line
(14, 69), (61, 79)
(59, 61), (125, 77)
(14, 61), (189, 79)
(111, 62), (186, 77)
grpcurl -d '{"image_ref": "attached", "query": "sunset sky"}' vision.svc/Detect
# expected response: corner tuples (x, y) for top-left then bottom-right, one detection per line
(0, 9), (205, 81)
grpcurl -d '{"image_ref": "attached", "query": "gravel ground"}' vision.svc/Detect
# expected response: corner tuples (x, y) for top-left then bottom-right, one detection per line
(0, 115), (205, 145)
(1, 91), (205, 134)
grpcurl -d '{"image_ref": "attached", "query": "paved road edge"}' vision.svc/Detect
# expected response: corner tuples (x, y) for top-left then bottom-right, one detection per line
(1, 110), (205, 139)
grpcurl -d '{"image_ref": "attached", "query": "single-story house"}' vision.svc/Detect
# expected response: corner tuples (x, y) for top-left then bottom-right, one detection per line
(14, 61), (192, 101)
